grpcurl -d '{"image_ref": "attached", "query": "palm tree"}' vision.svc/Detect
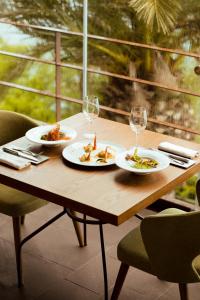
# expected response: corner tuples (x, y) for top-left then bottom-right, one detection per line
(129, 0), (182, 35)
(0, 0), (199, 134)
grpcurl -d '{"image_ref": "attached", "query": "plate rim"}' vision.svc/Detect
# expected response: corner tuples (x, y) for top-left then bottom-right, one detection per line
(115, 147), (170, 174)
(25, 124), (77, 145)
(62, 140), (125, 167)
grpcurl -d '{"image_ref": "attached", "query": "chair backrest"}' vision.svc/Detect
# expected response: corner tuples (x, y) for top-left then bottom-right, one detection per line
(196, 179), (200, 206)
(0, 110), (39, 145)
(141, 209), (200, 283)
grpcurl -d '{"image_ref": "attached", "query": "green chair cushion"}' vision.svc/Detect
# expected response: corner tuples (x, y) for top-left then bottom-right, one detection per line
(141, 208), (200, 283)
(117, 208), (185, 276)
(117, 226), (154, 274)
(0, 184), (47, 217)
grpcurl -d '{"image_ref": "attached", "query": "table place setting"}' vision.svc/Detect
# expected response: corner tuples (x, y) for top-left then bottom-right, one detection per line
(2, 145), (49, 166)
(113, 105), (199, 172)
(0, 103), (199, 174)
(0, 149), (31, 170)
(0, 123), (77, 169)
(156, 142), (199, 169)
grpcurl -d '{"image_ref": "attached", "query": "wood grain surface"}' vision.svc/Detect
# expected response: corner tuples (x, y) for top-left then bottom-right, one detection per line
(0, 113), (200, 225)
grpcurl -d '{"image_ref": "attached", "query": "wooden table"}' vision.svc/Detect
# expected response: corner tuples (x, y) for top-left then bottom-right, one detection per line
(1, 113), (200, 226)
(1, 113), (200, 299)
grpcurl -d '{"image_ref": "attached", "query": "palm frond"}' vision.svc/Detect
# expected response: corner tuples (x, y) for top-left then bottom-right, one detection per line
(129, 0), (182, 34)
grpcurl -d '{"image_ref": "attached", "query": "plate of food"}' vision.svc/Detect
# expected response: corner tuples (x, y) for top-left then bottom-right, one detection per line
(115, 147), (170, 174)
(62, 135), (125, 166)
(25, 123), (77, 146)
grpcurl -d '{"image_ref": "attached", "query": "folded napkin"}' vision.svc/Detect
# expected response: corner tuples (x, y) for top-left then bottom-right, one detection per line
(0, 150), (31, 169)
(158, 142), (199, 159)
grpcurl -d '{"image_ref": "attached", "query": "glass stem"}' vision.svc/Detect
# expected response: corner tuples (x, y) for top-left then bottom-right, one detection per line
(90, 119), (93, 134)
(135, 131), (138, 148)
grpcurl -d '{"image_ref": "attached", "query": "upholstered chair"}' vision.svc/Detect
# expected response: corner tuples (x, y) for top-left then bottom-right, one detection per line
(111, 207), (200, 300)
(0, 110), (83, 287)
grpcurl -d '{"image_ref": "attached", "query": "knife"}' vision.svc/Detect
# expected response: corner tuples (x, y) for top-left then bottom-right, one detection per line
(156, 149), (189, 163)
(2, 147), (39, 163)
(148, 147), (190, 163)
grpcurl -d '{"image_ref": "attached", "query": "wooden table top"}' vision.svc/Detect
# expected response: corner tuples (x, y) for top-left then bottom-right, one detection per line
(1, 113), (200, 225)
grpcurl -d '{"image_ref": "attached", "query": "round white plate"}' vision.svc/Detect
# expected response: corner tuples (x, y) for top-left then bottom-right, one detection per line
(62, 141), (125, 167)
(115, 147), (170, 174)
(25, 125), (77, 146)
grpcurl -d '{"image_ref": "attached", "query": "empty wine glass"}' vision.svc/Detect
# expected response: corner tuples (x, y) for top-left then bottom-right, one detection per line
(82, 96), (99, 138)
(129, 106), (147, 148)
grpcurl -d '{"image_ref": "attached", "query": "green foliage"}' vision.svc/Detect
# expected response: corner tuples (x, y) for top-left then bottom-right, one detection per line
(175, 175), (198, 203)
(129, 0), (182, 34)
(0, 39), (83, 122)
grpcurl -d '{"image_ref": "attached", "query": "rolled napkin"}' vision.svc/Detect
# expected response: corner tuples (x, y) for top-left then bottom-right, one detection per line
(158, 141), (199, 159)
(0, 150), (31, 169)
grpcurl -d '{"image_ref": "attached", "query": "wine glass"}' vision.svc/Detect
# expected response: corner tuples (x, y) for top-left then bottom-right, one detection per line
(129, 106), (147, 148)
(82, 96), (99, 138)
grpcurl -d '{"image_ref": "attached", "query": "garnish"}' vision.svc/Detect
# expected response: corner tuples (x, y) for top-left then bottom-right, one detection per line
(126, 148), (158, 169)
(80, 152), (91, 162)
(94, 134), (97, 150)
(80, 142), (115, 164)
(83, 143), (94, 153)
(83, 134), (97, 152)
(41, 124), (70, 141)
(96, 146), (114, 163)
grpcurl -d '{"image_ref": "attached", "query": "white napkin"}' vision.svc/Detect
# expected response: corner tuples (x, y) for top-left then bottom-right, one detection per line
(0, 150), (31, 170)
(158, 142), (199, 159)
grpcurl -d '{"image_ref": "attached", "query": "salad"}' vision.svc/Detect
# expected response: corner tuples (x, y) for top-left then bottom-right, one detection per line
(125, 148), (158, 169)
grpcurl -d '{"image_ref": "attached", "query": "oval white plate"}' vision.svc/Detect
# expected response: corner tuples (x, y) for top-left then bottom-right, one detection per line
(25, 125), (77, 146)
(115, 147), (170, 174)
(62, 141), (125, 167)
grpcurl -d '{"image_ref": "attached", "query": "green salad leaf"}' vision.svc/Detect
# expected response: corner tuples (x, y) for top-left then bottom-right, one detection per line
(125, 148), (158, 169)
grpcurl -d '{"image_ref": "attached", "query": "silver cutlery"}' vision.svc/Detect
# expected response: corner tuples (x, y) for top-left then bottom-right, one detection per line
(2, 147), (39, 163)
(169, 158), (185, 165)
(12, 147), (43, 158)
(148, 147), (189, 164)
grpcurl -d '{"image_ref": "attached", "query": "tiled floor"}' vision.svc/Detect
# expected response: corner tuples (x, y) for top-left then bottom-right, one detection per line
(0, 203), (200, 300)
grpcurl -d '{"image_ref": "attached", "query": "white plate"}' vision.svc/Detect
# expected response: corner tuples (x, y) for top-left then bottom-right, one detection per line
(25, 125), (77, 146)
(115, 147), (170, 174)
(62, 141), (125, 167)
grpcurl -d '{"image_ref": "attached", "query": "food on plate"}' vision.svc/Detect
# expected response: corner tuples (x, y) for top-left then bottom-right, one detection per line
(80, 152), (91, 162)
(96, 147), (114, 163)
(83, 143), (94, 153)
(41, 124), (70, 141)
(83, 134), (97, 152)
(125, 148), (158, 169)
(80, 139), (115, 164)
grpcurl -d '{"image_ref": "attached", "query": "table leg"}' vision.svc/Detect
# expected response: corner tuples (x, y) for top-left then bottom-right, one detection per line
(69, 210), (84, 247)
(65, 209), (108, 300)
(99, 223), (108, 300)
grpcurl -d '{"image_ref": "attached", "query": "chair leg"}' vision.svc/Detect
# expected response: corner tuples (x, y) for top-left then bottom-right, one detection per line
(21, 215), (25, 225)
(69, 210), (84, 247)
(178, 283), (188, 300)
(83, 214), (87, 246)
(111, 263), (129, 300)
(12, 217), (23, 287)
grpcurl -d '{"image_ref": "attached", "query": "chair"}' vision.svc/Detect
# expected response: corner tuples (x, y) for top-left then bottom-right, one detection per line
(0, 110), (83, 286)
(111, 207), (200, 300)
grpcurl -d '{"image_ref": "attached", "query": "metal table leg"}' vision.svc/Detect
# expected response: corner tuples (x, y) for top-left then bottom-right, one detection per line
(65, 209), (108, 300)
